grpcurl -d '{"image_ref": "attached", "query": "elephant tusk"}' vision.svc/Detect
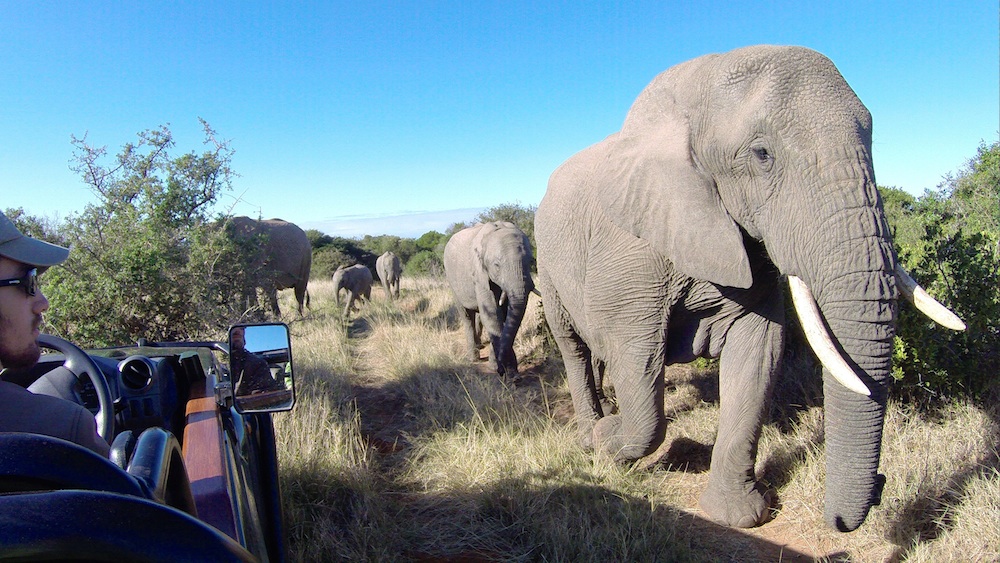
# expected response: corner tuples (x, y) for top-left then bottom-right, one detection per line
(788, 276), (872, 396)
(894, 265), (967, 331)
(499, 291), (508, 307)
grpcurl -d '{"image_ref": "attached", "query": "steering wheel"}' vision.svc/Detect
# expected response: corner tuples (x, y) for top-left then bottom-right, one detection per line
(28, 334), (115, 443)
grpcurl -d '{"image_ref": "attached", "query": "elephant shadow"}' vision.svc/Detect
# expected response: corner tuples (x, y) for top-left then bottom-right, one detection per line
(346, 318), (373, 339)
(659, 437), (713, 473)
(412, 296), (430, 315)
(431, 304), (463, 332)
(647, 345), (826, 488)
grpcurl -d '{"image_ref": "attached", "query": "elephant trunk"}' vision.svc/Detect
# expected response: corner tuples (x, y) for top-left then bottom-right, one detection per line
(818, 284), (894, 532)
(790, 180), (897, 532)
(496, 289), (528, 377)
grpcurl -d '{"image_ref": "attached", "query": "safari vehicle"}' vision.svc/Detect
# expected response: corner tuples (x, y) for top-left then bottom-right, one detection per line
(0, 323), (296, 562)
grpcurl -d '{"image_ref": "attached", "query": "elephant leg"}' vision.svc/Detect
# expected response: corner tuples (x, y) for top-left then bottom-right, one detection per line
(540, 289), (603, 449)
(343, 291), (355, 318)
(699, 302), (784, 528)
(460, 309), (480, 362)
(294, 284), (307, 315)
(592, 338), (666, 462)
(267, 288), (281, 317)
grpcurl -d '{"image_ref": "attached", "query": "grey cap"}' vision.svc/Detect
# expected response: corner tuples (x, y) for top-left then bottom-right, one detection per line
(0, 210), (69, 268)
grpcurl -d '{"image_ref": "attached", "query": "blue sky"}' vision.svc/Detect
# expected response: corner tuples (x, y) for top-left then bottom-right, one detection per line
(2, 2), (997, 237)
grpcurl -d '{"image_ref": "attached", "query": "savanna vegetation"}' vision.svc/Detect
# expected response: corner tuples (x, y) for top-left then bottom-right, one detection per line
(6, 124), (998, 561)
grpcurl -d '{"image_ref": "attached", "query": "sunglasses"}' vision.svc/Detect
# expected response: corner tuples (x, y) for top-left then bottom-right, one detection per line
(0, 268), (39, 296)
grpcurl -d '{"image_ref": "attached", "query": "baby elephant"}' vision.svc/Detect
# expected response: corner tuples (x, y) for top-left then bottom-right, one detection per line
(376, 251), (402, 300)
(332, 264), (372, 317)
(444, 221), (535, 378)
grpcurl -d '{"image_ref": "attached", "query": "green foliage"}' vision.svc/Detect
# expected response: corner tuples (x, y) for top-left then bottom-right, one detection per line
(882, 141), (1000, 398)
(475, 202), (536, 249)
(404, 250), (444, 277)
(415, 230), (446, 253)
(305, 229), (334, 250)
(443, 202), (539, 271)
(309, 237), (376, 279)
(3, 208), (64, 245)
(358, 234), (419, 265)
(943, 140), (1000, 242)
(39, 121), (247, 345)
(311, 246), (350, 279)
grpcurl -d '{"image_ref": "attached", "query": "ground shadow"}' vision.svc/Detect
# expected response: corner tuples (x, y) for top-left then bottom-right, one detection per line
(286, 462), (843, 562)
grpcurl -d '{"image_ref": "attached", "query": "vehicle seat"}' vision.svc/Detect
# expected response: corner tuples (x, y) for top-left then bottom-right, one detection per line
(0, 433), (145, 497)
(0, 429), (198, 518)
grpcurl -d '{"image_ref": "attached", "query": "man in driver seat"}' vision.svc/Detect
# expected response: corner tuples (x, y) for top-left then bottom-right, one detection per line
(0, 210), (109, 456)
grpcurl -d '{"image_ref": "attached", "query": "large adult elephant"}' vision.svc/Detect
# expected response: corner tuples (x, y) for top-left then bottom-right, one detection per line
(229, 216), (312, 317)
(332, 264), (372, 318)
(535, 45), (965, 533)
(444, 221), (535, 378)
(376, 251), (402, 300)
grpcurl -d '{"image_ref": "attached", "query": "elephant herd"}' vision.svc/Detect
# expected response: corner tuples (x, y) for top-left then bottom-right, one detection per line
(230, 46), (969, 534)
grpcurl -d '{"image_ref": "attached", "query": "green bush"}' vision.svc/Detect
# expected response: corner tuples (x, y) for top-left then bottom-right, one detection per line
(882, 140), (1000, 399)
(404, 250), (443, 277)
(35, 121), (256, 345)
(892, 221), (999, 397)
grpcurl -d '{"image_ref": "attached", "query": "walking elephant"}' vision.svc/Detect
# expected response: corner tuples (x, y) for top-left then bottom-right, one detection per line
(535, 45), (965, 533)
(444, 221), (535, 378)
(332, 264), (372, 318)
(228, 216), (312, 317)
(376, 251), (402, 300)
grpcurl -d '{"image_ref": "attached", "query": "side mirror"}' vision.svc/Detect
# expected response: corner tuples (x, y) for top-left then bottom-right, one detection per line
(228, 323), (295, 413)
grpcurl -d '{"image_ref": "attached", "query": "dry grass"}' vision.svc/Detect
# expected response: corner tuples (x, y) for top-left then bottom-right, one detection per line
(271, 277), (1000, 562)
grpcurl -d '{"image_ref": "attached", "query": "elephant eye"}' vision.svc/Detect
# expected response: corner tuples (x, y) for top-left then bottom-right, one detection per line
(751, 146), (774, 172)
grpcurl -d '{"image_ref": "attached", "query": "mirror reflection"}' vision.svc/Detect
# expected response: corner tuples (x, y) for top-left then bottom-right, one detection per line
(229, 323), (294, 413)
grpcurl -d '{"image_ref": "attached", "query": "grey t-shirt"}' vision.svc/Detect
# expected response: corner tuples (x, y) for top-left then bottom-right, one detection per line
(0, 380), (110, 457)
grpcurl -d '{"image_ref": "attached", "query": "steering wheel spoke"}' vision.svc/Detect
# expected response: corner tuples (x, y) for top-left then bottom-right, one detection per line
(34, 334), (115, 443)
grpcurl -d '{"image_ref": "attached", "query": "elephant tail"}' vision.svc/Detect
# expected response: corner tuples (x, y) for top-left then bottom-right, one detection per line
(306, 289), (311, 309)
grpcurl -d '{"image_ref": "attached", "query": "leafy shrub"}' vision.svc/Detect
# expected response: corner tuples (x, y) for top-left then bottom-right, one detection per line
(892, 221), (999, 397)
(36, 121), (258, 345)
(404, 250), (443, 277)
(882, 141), (1000, 398)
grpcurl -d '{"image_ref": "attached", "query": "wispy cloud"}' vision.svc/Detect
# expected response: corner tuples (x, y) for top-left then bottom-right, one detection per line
(299, 208), (485, 238)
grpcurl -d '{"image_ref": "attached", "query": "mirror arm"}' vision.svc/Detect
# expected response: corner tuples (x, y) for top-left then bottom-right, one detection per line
(214, 380), (234, 409)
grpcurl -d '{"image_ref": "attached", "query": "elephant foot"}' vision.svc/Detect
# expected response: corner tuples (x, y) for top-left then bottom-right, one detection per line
(698, 481), (774, 528)
(593, 415), (651, 462)
(575, 417), (598, 451)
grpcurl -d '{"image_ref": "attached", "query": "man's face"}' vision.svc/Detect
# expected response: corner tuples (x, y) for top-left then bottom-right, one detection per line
(231, 327), (246, 351)
(0, 257), (49, 369)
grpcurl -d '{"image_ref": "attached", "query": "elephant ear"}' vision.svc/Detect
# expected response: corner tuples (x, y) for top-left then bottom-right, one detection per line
(471, 223), (501, 310)
(471, 223), (495, 284)
(595, 111), (753, 289)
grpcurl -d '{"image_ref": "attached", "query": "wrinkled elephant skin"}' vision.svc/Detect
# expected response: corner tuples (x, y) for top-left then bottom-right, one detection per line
(444, 221), (534, 378)
(229, 216), (311, 317)
(333, 264), (373, 318)
(376, 251), (402, 300)
(536, 45), (920, 532)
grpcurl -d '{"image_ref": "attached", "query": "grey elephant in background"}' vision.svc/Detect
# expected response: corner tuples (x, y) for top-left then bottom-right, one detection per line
(536, 45), (965, 532)
(332, 264), (372, 317)
(228, 216), (312, 317)
(376, 251), (402, 300)
(444, 221), (535, 378)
